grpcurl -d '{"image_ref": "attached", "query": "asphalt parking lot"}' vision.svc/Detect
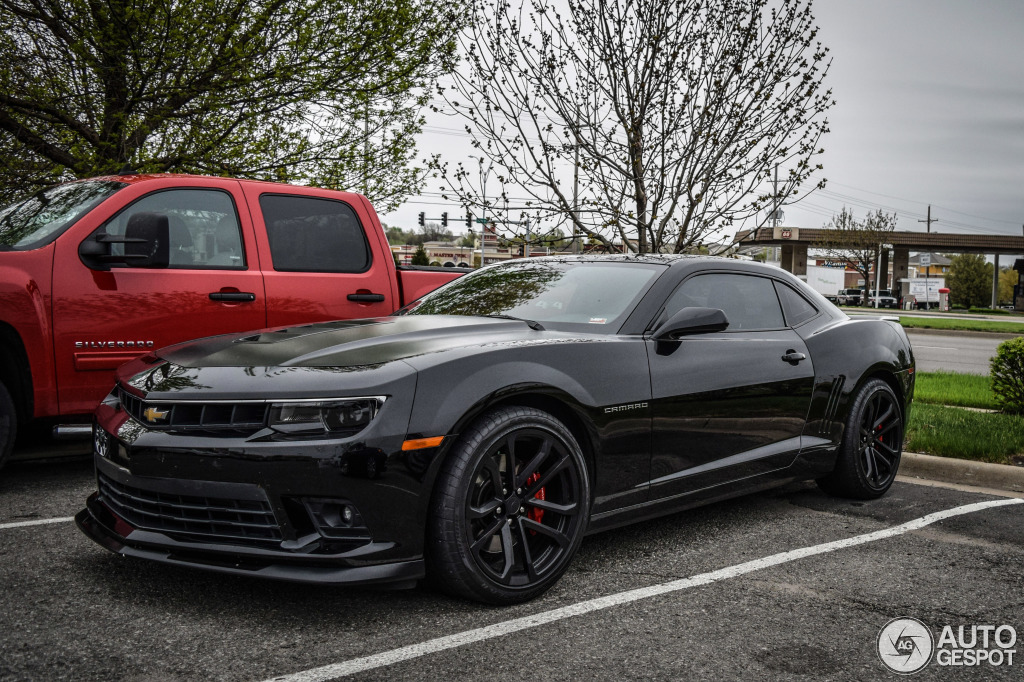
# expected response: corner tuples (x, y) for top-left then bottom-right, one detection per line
(1, 459), (1021, 681)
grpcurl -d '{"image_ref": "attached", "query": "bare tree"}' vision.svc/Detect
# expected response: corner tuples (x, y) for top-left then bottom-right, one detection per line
(431, 0), (833, 253)
(817, 207), (898, 303)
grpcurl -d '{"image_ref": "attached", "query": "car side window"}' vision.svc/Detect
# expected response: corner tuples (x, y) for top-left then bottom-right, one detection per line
(664, 273), (784, 330)
(774, 281), (819, 327)
(260, 194), (370, 273)
(100, 189), (245, 269)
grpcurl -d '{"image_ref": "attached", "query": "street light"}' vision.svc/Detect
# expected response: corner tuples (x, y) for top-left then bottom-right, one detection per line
(476, 157), (493, 268)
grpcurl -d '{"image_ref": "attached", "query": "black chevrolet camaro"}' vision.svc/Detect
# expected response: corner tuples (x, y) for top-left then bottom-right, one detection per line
(77, 255), (915, 604)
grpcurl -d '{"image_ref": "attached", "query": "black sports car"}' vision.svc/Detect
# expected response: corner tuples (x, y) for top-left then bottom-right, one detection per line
(77, 255), (915, 604)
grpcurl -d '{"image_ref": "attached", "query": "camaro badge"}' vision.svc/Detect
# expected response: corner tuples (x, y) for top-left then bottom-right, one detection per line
(604, 402), (648, 414)
(142, 406), (170, 423)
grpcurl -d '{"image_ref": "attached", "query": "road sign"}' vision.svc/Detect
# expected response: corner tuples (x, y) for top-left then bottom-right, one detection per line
(475, 218), (489, 224)
(919, 253), (931, 267)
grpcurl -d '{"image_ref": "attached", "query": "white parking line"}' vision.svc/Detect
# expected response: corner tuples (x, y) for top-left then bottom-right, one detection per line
(264, 498), (1023, 682)
(0, 516), (75, 530)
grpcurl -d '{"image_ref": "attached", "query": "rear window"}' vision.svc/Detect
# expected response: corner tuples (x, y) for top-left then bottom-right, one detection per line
(0, 180), (125, 250)
(260, 195), (370, 273)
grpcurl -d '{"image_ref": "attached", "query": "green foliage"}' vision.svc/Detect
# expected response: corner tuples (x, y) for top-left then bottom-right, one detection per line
(913, 371), (996, 410)
(991, 336), (1024, 414)
(998, 267), (1016, 305)
(0, 0), (459, 210)
(946, 254), (993, 308)
(905, 403), (1021, 464)
(411, 245), (429, 265)
(967, 307), (1010, 315)
(897, 317), (1024, 333)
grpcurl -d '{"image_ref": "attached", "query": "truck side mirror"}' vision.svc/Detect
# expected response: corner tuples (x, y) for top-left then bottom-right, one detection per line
(79, 212), (170, 270)
(652, 307), (730, 340)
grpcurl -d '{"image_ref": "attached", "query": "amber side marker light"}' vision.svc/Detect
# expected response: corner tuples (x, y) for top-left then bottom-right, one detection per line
(402, 436), (445, 451)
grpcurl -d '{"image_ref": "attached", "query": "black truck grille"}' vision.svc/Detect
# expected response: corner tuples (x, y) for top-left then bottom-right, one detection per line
(118, 386), (269, 433)
(98, 472), (282, 547)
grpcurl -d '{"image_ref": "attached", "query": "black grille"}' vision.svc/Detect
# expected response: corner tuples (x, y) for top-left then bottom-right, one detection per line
(118, 386), (269, 433)
(98, 472), (282, 547)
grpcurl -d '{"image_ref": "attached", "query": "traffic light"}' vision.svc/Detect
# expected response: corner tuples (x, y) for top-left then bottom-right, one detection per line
(441, 212), (448, 228)
(465, 212), (472, 228)
(417, 212), (425, 227)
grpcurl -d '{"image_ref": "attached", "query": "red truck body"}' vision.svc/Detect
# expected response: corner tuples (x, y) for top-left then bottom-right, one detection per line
(0, 174), (462, 464)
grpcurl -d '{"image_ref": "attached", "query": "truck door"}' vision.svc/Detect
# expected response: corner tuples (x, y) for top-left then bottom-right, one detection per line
(52, 179), (267, 415)
(241, 186), (396, 327)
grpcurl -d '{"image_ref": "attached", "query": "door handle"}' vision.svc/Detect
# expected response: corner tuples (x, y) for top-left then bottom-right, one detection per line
(347, 293), (386, 303)
(209, 292), (256, 302)
(781, 351), (806, 363)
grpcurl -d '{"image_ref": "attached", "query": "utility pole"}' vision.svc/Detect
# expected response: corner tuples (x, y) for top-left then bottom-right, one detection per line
(918, 205), (939, 308)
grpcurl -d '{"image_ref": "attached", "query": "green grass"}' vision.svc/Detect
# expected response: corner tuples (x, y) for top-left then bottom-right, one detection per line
(914, 371), (997, 409)
(968, 307), (1012, 315)
(897, 316), (1024, 334)
(905, 403), (1023, 464)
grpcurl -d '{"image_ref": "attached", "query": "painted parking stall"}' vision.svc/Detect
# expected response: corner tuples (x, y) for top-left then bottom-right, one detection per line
(1, 460), (1022, 680)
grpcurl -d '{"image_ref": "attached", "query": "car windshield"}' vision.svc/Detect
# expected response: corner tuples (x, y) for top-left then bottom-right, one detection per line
(397, 259), (666, 332)
(0, 180), (126, 250)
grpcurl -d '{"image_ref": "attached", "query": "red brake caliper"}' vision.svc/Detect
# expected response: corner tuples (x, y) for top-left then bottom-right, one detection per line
(526, 472), (545, 525)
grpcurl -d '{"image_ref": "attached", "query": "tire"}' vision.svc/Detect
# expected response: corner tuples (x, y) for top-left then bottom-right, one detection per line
(817, 378), (903, 500)
(428, 406), (591, 604)
(0, 380), (16, 471)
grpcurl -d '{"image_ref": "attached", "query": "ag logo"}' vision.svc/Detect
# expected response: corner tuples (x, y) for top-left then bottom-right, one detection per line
(878, 617), (934, 674)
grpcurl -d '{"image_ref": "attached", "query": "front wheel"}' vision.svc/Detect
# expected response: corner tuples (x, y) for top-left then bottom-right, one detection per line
(818, 378), (904, 499)
(428, 406), (591, 604)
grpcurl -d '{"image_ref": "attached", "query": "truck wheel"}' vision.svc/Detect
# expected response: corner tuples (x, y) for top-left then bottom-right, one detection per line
(428, 406), (590, 604)
(817, 378), (903, 500)
(0, 380), (16, 471)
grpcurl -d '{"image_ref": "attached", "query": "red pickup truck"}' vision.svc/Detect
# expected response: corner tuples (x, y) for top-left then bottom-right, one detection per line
(0, 174), (463, 468)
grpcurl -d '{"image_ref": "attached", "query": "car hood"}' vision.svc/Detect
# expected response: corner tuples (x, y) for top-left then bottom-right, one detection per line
(157, 315), (570, 369)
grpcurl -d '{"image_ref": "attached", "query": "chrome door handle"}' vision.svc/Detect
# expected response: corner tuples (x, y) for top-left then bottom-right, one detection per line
(782, 351), (806, 363)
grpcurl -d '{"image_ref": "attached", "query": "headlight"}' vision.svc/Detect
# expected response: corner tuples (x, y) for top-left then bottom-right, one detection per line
(268, 397), (385, 435)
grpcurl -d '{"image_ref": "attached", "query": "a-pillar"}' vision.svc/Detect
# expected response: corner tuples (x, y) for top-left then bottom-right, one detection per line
(892, 247), (909, 297)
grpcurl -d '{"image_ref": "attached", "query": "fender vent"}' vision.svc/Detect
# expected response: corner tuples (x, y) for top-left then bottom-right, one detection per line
(820, 376), (845, 435)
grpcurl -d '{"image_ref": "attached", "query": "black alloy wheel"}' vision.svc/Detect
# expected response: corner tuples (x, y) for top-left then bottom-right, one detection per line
(428, 406), (590, 604)
(818, 378), (904, 500)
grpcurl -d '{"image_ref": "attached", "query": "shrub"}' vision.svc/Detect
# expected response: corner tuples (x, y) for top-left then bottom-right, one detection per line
(968, 307), (1011, 315)
(990, 337), (1024, 414)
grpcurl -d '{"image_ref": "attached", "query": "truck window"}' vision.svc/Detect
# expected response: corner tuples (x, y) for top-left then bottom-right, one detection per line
(99, 189), (245, 269)
(259, 195), (370, 273)
(0, 180), (125, 251)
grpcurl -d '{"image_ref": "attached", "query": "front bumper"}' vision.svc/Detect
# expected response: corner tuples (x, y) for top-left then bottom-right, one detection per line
(75, 495), (424, 586)
(77, 391), (444, 585)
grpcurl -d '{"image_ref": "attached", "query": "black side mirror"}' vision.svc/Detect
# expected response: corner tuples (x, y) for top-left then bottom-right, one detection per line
(79, 212), (170, 270)
(653, 307), (729, 340)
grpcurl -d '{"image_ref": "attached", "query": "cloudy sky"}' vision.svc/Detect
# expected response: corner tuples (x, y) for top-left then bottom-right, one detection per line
(383, 0), (1024, 242)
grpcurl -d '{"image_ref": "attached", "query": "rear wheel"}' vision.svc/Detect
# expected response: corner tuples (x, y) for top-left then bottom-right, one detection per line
(0, 380), (16, 471)
(428, 406), (590, 604)
(818, 378), (903, 499)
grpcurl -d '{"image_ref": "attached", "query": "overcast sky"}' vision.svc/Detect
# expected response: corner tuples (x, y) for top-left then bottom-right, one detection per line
(382, 0), (1024, 242)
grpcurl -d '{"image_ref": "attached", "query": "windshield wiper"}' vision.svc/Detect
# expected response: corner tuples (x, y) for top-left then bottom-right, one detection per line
(483, 314), (545, 331)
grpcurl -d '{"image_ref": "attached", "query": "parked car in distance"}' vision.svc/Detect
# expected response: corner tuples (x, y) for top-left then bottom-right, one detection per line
(77, 255), (915, 604)
(837, 287), (863, 306)
(868, 290), (898, 309)
(0, 174), (464, 470)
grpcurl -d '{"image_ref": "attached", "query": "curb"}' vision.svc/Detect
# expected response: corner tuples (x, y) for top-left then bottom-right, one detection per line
(900, 452), (1024, 493)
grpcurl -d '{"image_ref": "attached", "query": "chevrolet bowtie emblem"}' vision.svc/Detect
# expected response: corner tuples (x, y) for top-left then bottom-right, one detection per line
(142, 406), (170, 423)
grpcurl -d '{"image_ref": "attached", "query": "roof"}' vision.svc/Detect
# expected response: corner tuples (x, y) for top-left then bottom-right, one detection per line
(734, 227), (1024, 254)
